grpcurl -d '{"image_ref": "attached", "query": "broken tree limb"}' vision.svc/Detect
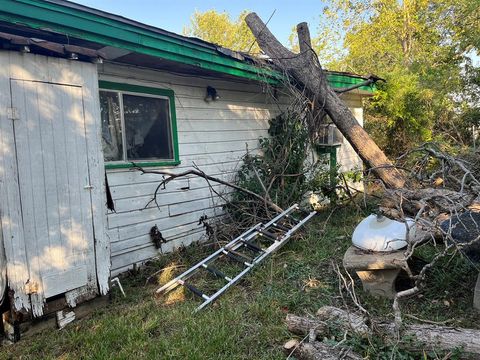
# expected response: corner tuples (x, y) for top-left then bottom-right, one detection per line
(287, 306), (480, 356)
(286, 314), (328, 338)
(133, 165), (284, 213)
(283, 339), (362, 360)
(245, 13), (406, 189)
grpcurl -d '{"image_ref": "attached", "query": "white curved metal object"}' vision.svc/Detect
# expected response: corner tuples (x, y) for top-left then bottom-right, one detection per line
(352, 214), (414, 252)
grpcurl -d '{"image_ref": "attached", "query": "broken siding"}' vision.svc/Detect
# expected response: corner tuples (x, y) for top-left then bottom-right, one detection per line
(99, 63), (287, 275)
(0, 52), (109, 313)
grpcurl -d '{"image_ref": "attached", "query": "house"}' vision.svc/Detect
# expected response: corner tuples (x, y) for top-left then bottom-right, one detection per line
(0, 0), (374, 322)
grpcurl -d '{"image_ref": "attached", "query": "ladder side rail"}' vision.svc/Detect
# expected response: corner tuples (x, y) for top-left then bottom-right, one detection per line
(281, 211), (317, 240)
(195, 263), (255, 312)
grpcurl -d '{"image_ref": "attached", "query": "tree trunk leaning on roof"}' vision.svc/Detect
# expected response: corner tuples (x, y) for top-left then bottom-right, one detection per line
(245, 13), (406, 189)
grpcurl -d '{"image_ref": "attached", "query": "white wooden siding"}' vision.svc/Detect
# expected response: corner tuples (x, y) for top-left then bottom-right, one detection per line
(99, 63), (285, 274)
(0, 52), (109, 314)
(99, 63), (366, 275)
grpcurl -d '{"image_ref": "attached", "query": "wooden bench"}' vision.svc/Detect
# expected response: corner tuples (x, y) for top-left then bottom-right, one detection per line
(343, 246), (409, 299)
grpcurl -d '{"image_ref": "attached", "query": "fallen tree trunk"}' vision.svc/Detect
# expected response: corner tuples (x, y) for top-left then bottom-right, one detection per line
(284, 339), (362, 360)
(245, 13), (405, 189)
(287, 306), (480, 356)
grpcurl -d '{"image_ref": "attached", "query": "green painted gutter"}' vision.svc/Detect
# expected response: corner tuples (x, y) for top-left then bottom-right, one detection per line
(0, 0), (374, 92)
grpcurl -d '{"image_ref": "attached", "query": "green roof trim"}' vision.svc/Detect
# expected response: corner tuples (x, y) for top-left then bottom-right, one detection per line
(0, 0), (374, 92)
(0, 0), (280, 83)
(326, 73), (376, 93)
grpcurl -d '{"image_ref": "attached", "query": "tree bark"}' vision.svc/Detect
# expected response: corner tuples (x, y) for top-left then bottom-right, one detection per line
(245, 13), (406, 189)
(283, 339), (362, 360)
(287, 306), (480, 356)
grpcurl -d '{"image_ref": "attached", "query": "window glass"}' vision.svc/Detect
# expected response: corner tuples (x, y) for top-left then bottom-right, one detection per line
(100, 91), (123, 161)
(123, 94), (173, 161)
(99, 89), (175, 164)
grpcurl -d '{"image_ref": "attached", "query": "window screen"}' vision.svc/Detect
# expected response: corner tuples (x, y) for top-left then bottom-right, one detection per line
(100, 90), (174, 163)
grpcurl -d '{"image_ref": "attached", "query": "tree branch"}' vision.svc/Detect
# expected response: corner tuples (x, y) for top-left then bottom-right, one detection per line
(132, 165), (284, 213)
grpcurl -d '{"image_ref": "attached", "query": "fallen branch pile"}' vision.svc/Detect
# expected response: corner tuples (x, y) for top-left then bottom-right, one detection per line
(246, 12), (480, 338)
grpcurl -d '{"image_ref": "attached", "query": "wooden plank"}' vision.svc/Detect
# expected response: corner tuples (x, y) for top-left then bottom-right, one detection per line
(59, 81), (85, 277)
(99, 63), (267, 96)
(176, 107), (273, 121)
(110, 220), (210, 254)
(168, 198), (213, 217)
(0, 219), (5, 305)
(80, 62), (110, 296)
(0, 54), (31, 312)
(50, 81), (75, 268)
(115, 205), (224, 241)
(111, 212), (226, 256)
(109, 171), (234, 200)
(35, 80), (62, 309)
(10, 80), (47, 316)
(178, 129), (268, 144)
(177, 119), (268, 132)
(110, 231), (206, 274)
(113, 184), (229, 213)
(107, 206), (169, 229)
(60, 82), (100, 303)
(180, 140), (259, 157)
(42, 265), (88, 299)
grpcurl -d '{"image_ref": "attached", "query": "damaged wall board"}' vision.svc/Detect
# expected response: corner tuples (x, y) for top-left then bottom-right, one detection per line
(0, 52), (110, 317)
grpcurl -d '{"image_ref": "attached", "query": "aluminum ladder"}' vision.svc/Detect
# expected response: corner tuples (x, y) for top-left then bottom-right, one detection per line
(156, 204), (317, 312)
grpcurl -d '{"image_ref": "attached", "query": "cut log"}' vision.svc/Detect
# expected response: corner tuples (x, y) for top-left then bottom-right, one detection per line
(283, 339), (362, 360)
(245, 13), (406, 189)
(286, 314), (328, 338)
(316, 306), (370, 336)
(287, 306), (480, 356)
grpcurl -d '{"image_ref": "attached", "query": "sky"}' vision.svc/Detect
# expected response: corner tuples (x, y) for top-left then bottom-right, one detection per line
(73, 0), (326, 46)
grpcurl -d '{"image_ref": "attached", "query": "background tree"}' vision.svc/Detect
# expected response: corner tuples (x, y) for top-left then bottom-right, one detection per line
(183, 10), (260, 54)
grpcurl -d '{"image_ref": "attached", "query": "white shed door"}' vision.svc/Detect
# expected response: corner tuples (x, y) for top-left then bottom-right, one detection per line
(10, 79), (97, 308)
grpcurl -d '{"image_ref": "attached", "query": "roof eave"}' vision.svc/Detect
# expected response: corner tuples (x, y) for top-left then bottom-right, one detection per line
(0, 0), (375, 93)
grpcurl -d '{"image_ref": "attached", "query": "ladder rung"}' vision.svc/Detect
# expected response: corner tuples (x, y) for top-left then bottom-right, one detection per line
(271, 222), (291, 232)
(223, 250), (252, 266)
(258, 229), (278, 241)
(180, 280), (209, 300)
(202, 264), (232, 281)
(285, 215), (300, 224)
(242, 240), (263, 253)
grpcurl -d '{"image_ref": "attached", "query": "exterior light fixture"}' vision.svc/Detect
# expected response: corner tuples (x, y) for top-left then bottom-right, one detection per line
(204, 86), (220, 102)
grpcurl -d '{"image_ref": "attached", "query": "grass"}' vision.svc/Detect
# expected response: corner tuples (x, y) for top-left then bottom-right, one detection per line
(1, 205), (479, 359)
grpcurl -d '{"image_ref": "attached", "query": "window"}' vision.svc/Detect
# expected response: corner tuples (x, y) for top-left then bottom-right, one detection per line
(99, 81), (179, 169)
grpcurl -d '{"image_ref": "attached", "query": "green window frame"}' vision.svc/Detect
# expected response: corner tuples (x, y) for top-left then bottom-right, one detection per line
(99, 81), (180, 169)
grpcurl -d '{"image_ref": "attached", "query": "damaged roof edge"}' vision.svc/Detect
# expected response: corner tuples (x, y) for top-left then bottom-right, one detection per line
(0, 0), (375, 92)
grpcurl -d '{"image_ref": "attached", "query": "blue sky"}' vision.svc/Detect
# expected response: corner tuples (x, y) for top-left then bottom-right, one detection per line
(73, 0), (326, 46)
